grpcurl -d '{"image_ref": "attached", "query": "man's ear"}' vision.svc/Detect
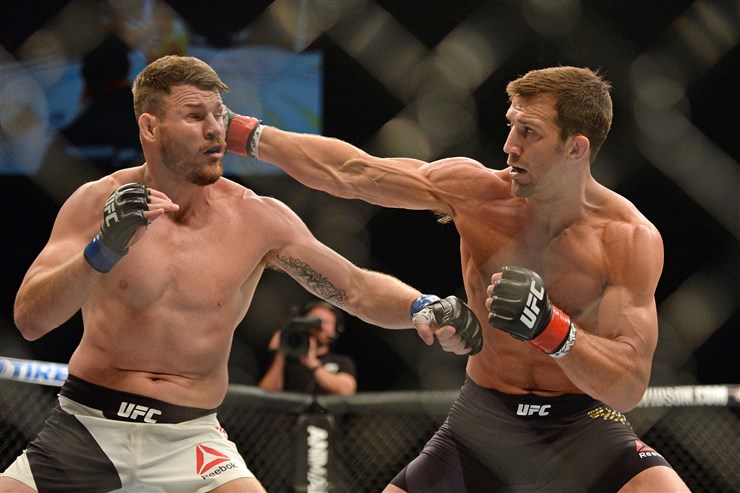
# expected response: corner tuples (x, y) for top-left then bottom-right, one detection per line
(138, 113), (157, 142)
(567, 134), (590, 161)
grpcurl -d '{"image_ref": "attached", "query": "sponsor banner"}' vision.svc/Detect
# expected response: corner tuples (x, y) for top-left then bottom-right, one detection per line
(295, 413), (336, 493)
(0, 356), (68, 386)
(637, 385), (731, 407)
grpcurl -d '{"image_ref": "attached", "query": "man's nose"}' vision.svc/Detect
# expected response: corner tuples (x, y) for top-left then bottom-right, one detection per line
(503, 130), (521, 156)
(204, 114), (224, 140)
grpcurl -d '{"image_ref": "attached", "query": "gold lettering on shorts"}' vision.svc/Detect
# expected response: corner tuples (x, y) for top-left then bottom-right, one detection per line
(587, 406), (629, 426)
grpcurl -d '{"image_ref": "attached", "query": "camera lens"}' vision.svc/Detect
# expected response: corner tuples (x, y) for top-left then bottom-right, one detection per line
(287, 333), (303, 348)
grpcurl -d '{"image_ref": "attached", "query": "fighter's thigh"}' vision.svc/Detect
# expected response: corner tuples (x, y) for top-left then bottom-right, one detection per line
(383, 485), (406, 493)
(209, 476), (266, 492)
(617, 465), (690, 493)
(0, 476), (37, 493)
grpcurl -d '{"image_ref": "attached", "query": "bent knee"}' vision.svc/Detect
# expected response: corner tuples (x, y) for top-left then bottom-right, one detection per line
(618, 465), (690, 493)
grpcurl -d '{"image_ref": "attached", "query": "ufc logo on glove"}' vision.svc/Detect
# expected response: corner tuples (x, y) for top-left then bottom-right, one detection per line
(520, 280), (545, 329)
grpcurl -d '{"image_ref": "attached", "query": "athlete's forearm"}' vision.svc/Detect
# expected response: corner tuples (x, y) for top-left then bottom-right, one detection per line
(341, 269), (420, 329)
(226, 114), (398, 200)
(556, 329), (651, 412)
(258, 126), (368, 196)
(14, 252), (101, 340)
(227, 114), (447, 211)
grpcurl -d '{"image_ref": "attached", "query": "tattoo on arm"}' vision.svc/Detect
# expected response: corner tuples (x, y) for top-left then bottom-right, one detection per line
(277, 255), (348, 304)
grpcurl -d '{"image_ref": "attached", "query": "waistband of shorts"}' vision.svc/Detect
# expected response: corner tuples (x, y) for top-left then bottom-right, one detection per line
(59, 374), (217, 424)
(463, 375), (602, 418)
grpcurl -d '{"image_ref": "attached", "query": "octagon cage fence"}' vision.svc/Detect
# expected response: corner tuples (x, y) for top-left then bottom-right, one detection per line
(1, 357), (738, 493)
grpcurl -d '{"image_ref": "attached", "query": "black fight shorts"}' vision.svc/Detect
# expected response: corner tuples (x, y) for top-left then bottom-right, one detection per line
(390, 376), (673, 493)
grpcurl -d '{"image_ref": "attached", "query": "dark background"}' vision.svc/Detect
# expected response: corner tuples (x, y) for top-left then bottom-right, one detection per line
(1, 0), (737, 391)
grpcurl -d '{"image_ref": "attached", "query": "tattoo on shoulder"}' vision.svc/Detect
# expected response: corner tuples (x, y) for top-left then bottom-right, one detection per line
(277, 255), (348, 304)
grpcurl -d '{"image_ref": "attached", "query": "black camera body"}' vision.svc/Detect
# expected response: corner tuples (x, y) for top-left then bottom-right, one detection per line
(279, 316), (322, 359)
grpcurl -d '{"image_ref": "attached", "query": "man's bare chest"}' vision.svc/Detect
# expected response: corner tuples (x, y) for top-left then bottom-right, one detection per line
(100, 221), (266, 311)
(462, 221), (608, 323)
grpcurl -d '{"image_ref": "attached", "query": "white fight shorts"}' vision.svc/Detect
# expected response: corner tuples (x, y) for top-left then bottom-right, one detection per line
(2, 375), (255, 492)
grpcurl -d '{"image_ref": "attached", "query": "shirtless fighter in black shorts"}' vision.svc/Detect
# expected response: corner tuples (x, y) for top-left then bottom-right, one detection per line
(222, 66), (690, 492)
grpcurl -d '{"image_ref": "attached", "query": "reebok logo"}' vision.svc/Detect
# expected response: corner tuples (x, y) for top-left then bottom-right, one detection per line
(635, 440), (662, 459)
(196, 444), (238, 478)
(117, 402), (162, 423)
(520, 280), (544, 329)
(516, 403), (551, 416)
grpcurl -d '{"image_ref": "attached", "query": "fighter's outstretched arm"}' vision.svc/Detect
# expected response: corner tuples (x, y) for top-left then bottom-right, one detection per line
(223, 110), (470, 215)
(260, 196), (480, 354)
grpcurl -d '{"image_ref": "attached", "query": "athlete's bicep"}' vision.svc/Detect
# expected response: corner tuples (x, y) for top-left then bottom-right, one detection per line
(261, 203), (356, 306)
(331, 155), (491, 216)
(597, 222), (663, 361)
(597, 283), (658, 358)
(260, 196), (420, 328)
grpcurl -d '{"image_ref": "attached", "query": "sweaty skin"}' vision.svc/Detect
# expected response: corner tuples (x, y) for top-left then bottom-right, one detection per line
(12, 85), (447, 411)
(254, 94), (664, 414)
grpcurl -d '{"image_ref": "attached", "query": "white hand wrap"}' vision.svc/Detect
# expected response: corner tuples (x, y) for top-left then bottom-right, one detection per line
(412, 306), (436, 326)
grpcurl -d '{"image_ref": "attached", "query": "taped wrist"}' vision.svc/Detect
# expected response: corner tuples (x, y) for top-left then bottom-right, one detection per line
(549, 323), (577, 359)
(529, 305), (571, 354)
(410, 294), (441, 324)
(84, 234), (122, 273)
(226, 114), (263, 158)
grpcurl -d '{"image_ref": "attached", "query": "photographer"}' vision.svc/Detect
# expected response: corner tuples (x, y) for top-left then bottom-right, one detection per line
(258, 301), (357, 395)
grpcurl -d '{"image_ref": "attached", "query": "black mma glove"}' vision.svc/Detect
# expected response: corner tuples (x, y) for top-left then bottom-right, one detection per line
(489, 266), (576, 358)
(411, 295), (483, 355)
(84, 183), (150, 273)
(223, 106), (263, 158)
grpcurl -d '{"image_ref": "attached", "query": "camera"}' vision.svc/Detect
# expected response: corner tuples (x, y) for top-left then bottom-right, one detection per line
(279, 316), (322, 359)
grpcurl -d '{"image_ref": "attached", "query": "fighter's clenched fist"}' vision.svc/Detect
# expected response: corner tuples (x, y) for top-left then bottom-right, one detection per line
(84, 183), (177, 272)
(487, 266), (576, 359)
(411, 295), (483, 355)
